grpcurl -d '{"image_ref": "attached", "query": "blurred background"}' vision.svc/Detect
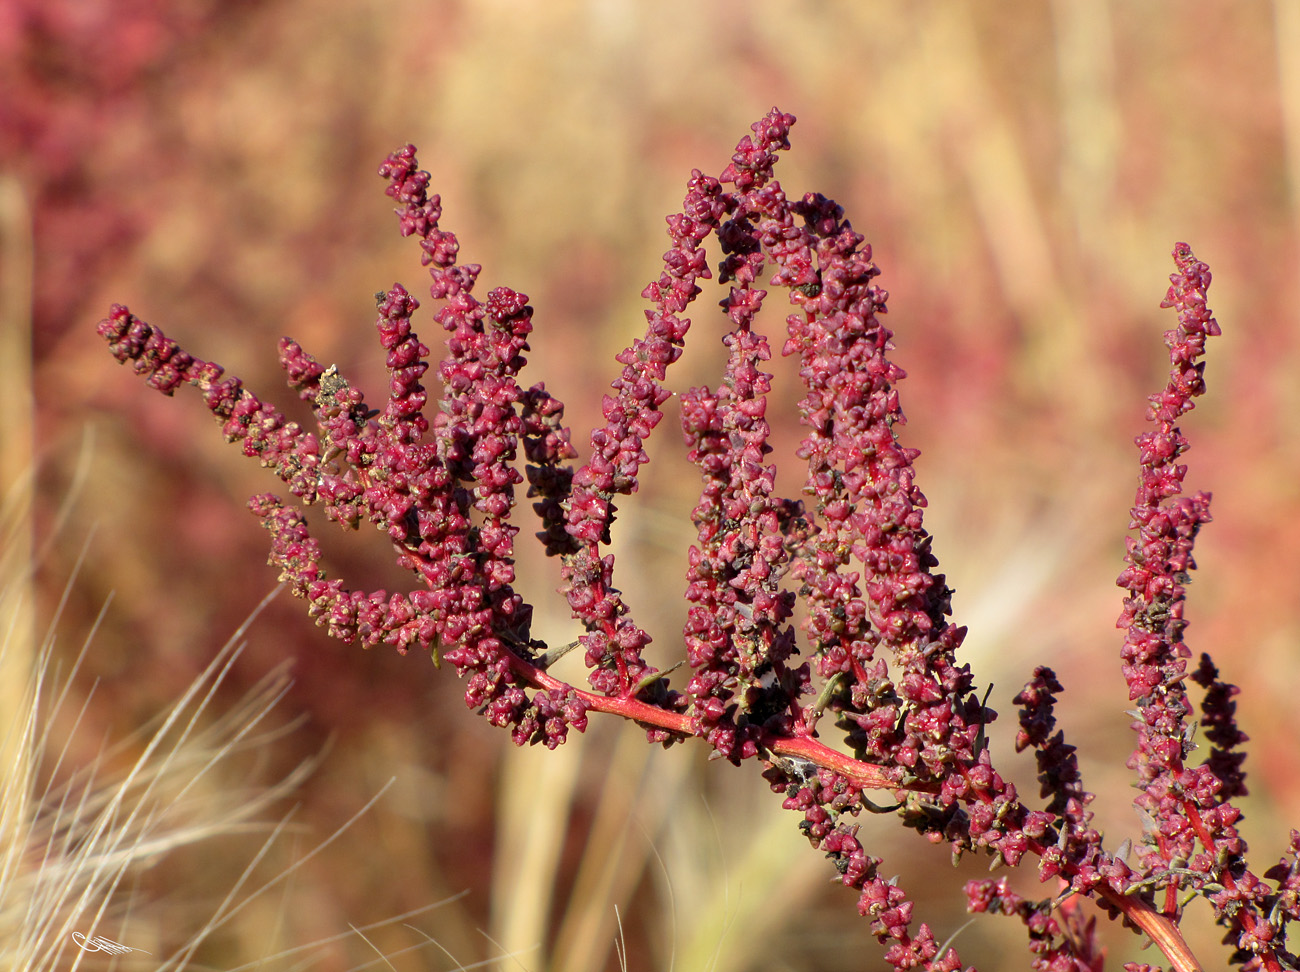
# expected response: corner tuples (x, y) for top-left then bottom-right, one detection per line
(3, 1), (1300, 969)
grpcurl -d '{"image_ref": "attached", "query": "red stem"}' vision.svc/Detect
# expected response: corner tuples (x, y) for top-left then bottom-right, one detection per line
(505, 641), (1210, 971)
(1180, 800), (1283, 972)
(511, 649), (900, 789)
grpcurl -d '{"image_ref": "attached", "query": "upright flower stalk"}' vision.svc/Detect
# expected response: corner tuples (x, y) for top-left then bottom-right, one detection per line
(1112, 246), (1281, 962)
(98, 110), (1299, 971)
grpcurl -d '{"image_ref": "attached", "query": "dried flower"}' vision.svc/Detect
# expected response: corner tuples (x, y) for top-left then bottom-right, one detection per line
(99, 110), (1299, 972)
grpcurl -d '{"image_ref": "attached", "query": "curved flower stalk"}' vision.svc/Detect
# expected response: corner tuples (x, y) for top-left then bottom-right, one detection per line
(97, 109), (1299, 971)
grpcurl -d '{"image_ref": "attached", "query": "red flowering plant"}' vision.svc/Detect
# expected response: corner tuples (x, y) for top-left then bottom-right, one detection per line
(97, 108), (1299, 971)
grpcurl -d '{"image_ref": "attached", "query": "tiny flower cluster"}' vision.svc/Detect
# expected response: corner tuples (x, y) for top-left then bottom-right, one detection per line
(99, 110), (1300, 971)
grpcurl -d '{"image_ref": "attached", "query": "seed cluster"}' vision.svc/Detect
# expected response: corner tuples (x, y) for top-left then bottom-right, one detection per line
(99, 111), (1300, 971)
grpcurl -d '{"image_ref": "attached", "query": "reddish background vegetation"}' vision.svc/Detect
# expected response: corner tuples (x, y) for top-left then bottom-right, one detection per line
(5, 2), (1300, 969)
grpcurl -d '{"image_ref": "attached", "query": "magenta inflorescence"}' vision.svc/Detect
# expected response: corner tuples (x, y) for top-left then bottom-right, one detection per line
(99, 111), (1299, 971)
